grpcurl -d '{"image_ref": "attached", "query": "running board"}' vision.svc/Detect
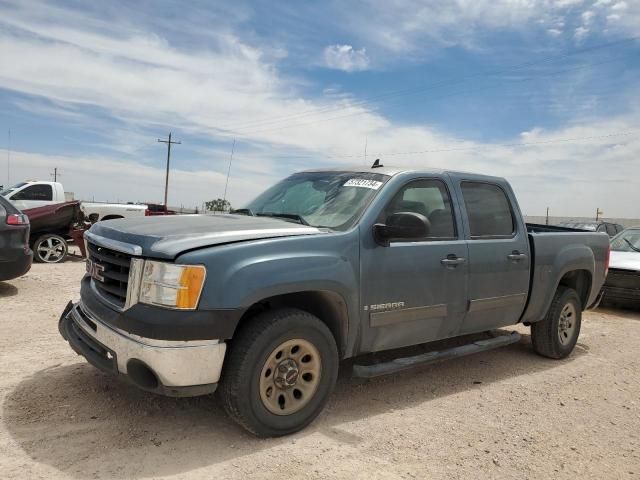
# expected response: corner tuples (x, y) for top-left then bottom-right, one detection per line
(352, 331), (521, 379)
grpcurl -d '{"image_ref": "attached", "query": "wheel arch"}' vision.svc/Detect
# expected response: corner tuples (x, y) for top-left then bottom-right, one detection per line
(234, 290), (350, 358)
(557, 269), (592, 310)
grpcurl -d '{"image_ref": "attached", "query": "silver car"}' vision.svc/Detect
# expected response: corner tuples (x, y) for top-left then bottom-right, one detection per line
(602, 227), (640, 307)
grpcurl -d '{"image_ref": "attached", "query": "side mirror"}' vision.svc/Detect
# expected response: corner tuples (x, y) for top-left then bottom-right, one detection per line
(374, 212), (431, 246)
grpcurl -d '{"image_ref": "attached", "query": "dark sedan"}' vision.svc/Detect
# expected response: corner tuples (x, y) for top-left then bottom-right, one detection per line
(0, 195), (33, 281)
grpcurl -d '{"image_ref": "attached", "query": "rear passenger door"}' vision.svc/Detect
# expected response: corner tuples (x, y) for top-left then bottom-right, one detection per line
(454, 178), (531, 334)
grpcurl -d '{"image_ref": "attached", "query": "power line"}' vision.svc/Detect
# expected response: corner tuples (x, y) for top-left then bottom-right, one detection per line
(363, 136), (368, 166)
(360, 131), (639, 158)
(223, 138), (236, 206)
(218, 35), (639, 134)
(230, 130), (637, 162)
(230, 52), (635, 137)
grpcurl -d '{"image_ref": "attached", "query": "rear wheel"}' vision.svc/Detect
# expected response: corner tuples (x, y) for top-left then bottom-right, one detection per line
(218, 308), (338, 437)
(531, 286), (582, 359)
(33, 234), (68, 263)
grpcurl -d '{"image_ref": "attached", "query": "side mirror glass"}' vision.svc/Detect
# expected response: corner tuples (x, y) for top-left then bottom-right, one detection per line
(374, 212), (430, 245)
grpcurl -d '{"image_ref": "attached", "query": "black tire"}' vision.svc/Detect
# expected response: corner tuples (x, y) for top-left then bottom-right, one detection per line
(33, 234), (68, 264)
(531, 286), (582, 359)
(218, 308), (339, 437)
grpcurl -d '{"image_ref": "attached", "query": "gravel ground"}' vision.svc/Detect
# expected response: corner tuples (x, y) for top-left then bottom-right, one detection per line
(1, 259), (639, 479)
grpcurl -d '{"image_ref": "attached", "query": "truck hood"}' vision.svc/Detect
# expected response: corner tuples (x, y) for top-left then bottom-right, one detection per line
(609, 251), (640, 272)
(88, 214), (327, 259)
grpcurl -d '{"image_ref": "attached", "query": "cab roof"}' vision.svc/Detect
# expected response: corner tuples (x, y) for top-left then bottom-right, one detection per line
(301, 165), (505, 182)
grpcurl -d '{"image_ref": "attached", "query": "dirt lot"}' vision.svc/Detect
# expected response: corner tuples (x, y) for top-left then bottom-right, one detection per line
(1, 259), (639, 479)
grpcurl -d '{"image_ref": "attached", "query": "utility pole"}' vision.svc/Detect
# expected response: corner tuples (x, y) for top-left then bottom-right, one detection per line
(222, 138), (236, 210)
(596, 208), (603, 221)
(50, 168), (61, 182)
(545, 207), (549, 225)
(6, 129), (11, 186)
(157, 132), (181, 207)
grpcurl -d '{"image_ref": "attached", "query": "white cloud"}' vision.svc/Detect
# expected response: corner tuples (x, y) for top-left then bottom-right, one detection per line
(547, 28), (563, 36)
(331, 0), (640, 58)
(3, 150), (268, 209)
(0, 0), (639, 217)
(581, 10), (595, 24)
(323, 44), (370, 72)
(574, 26), (590, 39)
(6, 115), (639, 217)
(555, 0), (584, 6)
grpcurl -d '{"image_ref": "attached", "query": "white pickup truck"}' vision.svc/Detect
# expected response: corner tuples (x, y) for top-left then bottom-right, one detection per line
(1, 181), (148, 221)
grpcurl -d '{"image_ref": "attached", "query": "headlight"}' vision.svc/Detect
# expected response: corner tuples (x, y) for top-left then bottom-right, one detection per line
(139, 261), (206, 309)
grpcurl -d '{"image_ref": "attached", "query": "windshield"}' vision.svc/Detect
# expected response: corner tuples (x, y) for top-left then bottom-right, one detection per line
(611, 229), (640, 253)
(243, 171), (390, 230)
(0, 182), (27, 197)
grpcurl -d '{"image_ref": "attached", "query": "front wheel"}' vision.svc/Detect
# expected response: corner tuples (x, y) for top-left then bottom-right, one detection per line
(218, 308), (339, 437)
(531, 286), (582, 359)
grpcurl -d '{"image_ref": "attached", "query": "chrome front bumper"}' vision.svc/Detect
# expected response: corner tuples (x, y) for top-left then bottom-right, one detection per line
(59, 301), (226, 397)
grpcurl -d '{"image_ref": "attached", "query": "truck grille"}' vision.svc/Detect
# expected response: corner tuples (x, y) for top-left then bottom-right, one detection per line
(87, 242), (132, 308)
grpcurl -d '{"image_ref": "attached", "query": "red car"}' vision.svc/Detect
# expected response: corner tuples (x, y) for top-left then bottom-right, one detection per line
(144, 203), (177, 216)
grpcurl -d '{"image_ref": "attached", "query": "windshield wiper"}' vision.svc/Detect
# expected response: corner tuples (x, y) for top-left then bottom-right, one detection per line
(623, 238), (640, 253)
(231, 208), (255, 216)
(256, 212), (310, 226)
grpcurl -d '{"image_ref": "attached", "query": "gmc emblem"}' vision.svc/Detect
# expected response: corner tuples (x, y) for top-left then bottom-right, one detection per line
(86, 259), (105, 282)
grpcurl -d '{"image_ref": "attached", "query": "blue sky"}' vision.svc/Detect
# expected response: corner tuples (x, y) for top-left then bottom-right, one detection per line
(1, 0), (639, 216)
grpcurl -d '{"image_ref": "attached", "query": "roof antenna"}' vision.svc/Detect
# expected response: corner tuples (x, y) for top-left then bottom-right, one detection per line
(371, 158), (383, 169)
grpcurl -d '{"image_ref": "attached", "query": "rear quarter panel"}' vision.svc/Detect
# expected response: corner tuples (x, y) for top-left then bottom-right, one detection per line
(521, 231), (609, 323)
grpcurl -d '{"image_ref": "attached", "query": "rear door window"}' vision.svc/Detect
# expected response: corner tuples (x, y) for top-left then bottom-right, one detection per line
(461, 182), (515, 238)
(12, 184), (53, 201)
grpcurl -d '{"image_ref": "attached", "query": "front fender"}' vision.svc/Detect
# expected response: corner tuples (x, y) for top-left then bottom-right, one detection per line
(177, 230), (360, 312)
(221, 252), (357, 308)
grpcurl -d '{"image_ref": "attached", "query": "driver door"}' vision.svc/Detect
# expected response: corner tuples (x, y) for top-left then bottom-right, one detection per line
(359, 177), (469, 353)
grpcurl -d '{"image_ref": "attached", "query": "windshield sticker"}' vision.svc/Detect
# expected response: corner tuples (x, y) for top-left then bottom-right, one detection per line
(344, 179), (383, 190)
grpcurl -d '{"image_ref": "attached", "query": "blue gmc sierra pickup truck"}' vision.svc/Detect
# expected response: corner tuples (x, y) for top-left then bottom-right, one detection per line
(59, 165), (610, 436)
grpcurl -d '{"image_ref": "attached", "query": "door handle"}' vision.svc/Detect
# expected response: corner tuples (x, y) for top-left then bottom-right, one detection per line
(507, 252), (527, 261)
(441, 255), (466, 267)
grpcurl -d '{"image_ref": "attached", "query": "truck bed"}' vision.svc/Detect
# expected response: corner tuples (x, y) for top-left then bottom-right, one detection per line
(526, 223), (585, 233)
